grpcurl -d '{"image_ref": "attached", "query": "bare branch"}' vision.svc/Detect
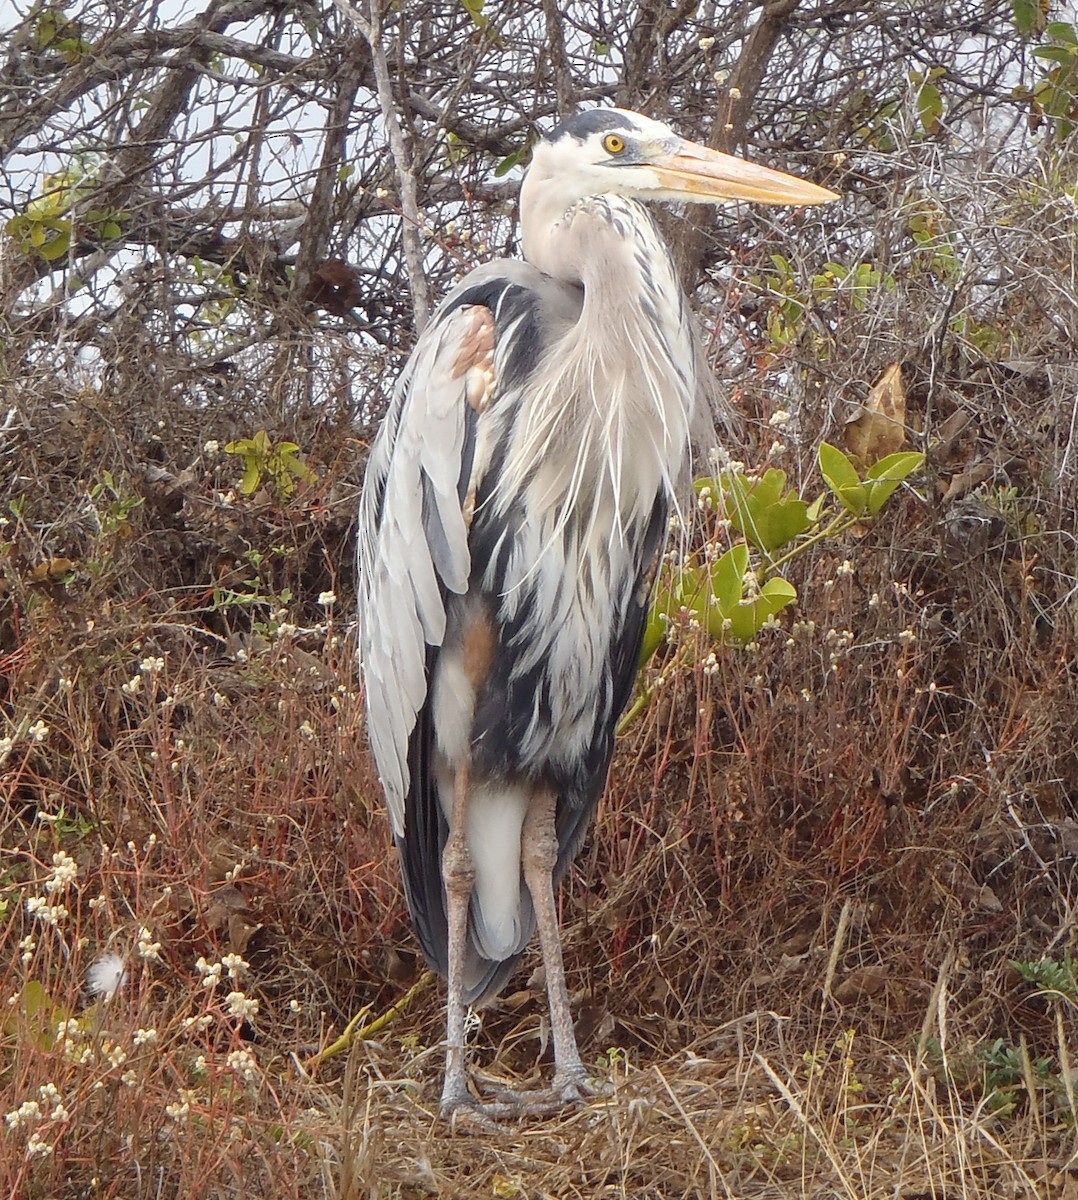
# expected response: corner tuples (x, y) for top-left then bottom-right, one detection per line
(291, 41), (369, 302)
(334, 0), (433, 332)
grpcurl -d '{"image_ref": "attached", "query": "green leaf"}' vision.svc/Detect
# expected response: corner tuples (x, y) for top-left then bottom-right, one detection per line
(239, 460), (261, 494)
(917, 81), (943, 134)
(21, 979), (48, 1021)
(494, 148), (526, 177)
(40, 228), (72, 260)
(711, 544), (748, 615)
(732, 577), (797, 641)
(1047, 20), (1078, 43)
(719, 469), (812, 553)
(819, 442), (867, 515)
(706, 560), (796, 642)
(1033, 46), (1075, 63)
(640, 605), (667, 665)
(863, 451), (925, 514)
(1012, 0), (1043, 37)
(282, 454), (316, 481)
(641, 566), (702, 664)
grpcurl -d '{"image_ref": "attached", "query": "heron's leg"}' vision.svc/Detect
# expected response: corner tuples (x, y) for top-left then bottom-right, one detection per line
(440, 761), (476, 1115)
(521, 790), (589, 1097)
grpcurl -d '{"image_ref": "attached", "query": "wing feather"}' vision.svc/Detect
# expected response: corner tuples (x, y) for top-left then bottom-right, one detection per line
(358, 305), (486, 837)
(358, 263), (583, 842)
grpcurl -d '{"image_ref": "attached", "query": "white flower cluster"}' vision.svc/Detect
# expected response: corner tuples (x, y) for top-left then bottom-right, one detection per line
(227, 1047), (259, 1083)
(165, 1088), (198, 1121)
(225, 991), (259, 1021)
(137, 926), (162, 961)
(4, 1083), (71, 1158)
(25, 850), (79, 927)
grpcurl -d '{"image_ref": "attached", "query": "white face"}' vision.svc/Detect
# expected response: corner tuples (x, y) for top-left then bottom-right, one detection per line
(526, 109), (680, 202)
(525, 107), (839, 210)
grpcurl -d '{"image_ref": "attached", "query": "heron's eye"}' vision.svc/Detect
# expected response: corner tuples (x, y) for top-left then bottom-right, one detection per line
(603, 133), (626, 155)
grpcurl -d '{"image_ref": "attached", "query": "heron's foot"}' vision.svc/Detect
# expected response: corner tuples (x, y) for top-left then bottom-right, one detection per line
(438, 1075), (606, 1128)
(439, 1089), (566, 1130)
(551, 1065), (611, 1104)
(484, 1067), (610, 1112)
(439, 1094), (499, 1133)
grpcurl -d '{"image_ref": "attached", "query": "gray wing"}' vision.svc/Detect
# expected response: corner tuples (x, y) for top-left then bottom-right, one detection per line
(357, 304), (482, 837)
(357, 261), (583, 839)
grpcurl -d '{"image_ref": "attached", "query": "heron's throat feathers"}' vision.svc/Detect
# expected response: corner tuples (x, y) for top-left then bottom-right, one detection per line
(503, 196), (695, 526)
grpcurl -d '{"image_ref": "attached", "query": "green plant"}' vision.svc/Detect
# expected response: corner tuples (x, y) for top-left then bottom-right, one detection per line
(1011, 18), (1078, 139)
(5, 166), (125, 263)
(224, 430), (317, 498)
(90, 469), (144, 535)
(33, 6), (93, 59)
(1011, 954), (1078, 1000)
(757, 256), (897, 347)
(630, 443), (924, 724)
(909, 66), (946, 135)
(1032, 21), (1078, 139)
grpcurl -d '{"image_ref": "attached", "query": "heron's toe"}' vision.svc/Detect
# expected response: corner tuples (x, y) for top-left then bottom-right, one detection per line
(552, 1068), (611, 1104)
(441, 1099), (500, 1134)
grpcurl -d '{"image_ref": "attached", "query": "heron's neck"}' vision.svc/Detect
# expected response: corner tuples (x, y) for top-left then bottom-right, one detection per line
(511, 193), (696, 522)
(524, 195), (688, 357)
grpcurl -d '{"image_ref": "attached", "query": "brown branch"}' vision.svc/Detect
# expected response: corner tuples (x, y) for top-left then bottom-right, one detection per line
(541, 0), (576, 117)
(0, 0), (284, 156)
(672, 0), (804, 289)
(291, 40), (369, 302)
(335, 0), (433, 331)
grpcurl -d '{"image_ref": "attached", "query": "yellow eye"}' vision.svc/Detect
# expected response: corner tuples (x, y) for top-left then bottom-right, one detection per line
(603, 133), (626, 154)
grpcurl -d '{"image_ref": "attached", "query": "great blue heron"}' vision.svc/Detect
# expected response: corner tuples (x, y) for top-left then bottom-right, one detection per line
(358, 107), (836, 1119)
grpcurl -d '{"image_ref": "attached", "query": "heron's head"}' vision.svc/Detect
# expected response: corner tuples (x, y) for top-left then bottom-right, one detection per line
(524, 108), (838, 211)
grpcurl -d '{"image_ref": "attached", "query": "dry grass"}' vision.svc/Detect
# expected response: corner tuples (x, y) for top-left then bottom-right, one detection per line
(3, 175), (1078, 1197)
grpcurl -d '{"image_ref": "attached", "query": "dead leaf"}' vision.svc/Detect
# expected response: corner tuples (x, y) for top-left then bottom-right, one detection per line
(227, 911), (261, 956)
(831, 964), (889, 1004)
(203, 883), (250, 932)
(973, 885), (1003, 914)
(28, 557), (77, 583)
(1050, 1168), (1078, 1200)
(933, 407), (972, 458)
(844, 362), (907, 464)
(941, 461), (995, 504)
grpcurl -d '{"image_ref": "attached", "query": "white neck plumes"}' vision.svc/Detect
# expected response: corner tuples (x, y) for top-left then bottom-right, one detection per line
(501, 187), (696, 550)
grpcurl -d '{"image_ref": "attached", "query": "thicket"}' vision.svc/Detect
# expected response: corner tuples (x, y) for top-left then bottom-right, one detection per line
(2, 1), (1077, 1196)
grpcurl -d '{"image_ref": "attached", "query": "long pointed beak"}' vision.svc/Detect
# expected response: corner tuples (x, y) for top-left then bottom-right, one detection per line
(652, 139), (839, 206)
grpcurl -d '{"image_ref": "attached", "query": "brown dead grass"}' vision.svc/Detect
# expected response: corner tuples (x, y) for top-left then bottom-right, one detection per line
(3, 179), (1078, 1197)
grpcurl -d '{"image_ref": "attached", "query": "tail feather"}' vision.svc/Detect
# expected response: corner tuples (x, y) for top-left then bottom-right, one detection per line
(399, 757), (540, 1006)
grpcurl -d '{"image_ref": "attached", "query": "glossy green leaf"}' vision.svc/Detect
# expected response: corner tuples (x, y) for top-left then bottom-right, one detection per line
(819, 442), (867, 515)
(640, 566), (701, 665)
(863, 451), (925, 513)
(40, 228), (72, 260)
(640, 605), (667, 665)
(1012, 0), (1043, 37)
(711, 544), (748, 614)
(725, 577), (798, 641)
(1047, 21), (1078, 43)
(721, 468), (812, 552)
(1033, 46), (1075, 63)
(494, 148), (526, 177)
